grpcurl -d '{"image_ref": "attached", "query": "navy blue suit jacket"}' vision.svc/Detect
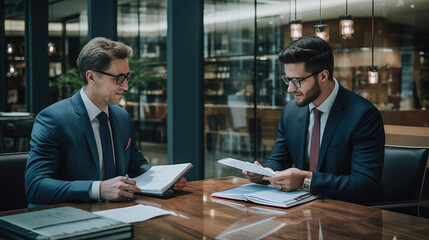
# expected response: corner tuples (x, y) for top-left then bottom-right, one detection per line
(263, 85), (385, 204)
(25, 91), (149, 205)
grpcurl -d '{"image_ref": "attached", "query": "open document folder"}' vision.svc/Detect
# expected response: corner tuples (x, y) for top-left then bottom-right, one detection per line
(134, 163), (192, 196)
(218, 158), (276, 177)
(211, 183), (317, 208)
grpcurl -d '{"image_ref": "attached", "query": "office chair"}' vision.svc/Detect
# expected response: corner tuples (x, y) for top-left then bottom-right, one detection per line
(371, 145), (429, 217)
(3, 118), (34, 152)
(0, 152), (29, 211)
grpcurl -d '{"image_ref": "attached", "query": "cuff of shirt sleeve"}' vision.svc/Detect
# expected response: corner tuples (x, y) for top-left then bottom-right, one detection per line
(89, 181), (101, 200)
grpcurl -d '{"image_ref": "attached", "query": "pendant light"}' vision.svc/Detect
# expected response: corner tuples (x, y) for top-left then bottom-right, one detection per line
(6, 19), (14, 54)
(313, 0), (329, 42)
(339, 0), (354, 39)
(289, 0), (302, 40)
(9, 64), (15, 74)
(48, 3), (56, 54)
(368, 0), (378, 84)
(7, 43), (14, 54)
(48, 42), (56, 54)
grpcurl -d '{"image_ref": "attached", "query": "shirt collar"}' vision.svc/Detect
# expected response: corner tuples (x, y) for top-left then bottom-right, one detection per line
(308, 78), (339, 114)
(80, 88), (109, 121)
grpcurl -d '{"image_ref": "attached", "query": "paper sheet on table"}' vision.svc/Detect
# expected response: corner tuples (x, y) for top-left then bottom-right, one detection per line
(218, 158), (276, 177)
(93, 204), (173, 223)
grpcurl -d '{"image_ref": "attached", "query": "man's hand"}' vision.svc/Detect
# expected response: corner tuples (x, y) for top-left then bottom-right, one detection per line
(263, 168), (306, 191)
(100, 176), (141, 201)
(242, 161), (273, 183)
(172, 177), (186, 191)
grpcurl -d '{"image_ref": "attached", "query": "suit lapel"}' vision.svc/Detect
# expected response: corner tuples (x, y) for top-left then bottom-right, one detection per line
(317, 85), (347, 171)
(72, 92), (100, 177)
(109, 107), (125, 176)
(295, 106), (309, 170)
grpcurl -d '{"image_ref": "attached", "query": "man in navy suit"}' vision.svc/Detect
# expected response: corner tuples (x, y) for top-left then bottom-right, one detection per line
(25, 37), (185, 206)
(243, 36), (384, 204)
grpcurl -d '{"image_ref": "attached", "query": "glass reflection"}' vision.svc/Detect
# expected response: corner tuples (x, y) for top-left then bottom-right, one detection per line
(216, 215), (285, 240)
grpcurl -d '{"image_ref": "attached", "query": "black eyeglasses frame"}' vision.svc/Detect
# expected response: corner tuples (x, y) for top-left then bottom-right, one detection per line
(281, 70), (323, 88)
(92, 70), (133, 85)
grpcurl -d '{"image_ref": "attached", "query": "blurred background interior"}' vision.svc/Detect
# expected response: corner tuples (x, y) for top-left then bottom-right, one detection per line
(1, 0), (429, 179)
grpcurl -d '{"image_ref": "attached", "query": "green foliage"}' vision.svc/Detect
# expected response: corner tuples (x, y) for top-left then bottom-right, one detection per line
(50, 58), (166, 102)
(50, 67), (82, 101)
(125, 57), (166, 101)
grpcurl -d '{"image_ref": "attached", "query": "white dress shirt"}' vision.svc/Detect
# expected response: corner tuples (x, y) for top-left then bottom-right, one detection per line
(305, 78), (339, 169)
(80, 88), (116, 200)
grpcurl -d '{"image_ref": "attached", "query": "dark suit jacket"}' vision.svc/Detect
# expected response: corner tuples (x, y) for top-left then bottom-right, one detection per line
(263, 85), (385, 204)
(25, 91), (149, 205)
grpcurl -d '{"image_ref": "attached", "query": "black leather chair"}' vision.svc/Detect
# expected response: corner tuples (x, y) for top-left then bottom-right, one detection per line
(3, 118), (34, 152)
(371, 145), (429, 217)
(0, 152), (29, 211)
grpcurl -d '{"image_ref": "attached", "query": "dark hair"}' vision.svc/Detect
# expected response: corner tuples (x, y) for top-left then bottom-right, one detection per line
(76, 37), (133, 85)
(278, 36), (334, 80)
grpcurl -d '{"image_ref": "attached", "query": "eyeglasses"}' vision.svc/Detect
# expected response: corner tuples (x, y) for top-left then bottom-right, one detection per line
(93, 70), (133, 85)
(281, 70), (323, 88)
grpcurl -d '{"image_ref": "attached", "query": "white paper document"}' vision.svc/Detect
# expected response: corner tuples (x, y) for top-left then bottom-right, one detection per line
(134, 163), (192, 195)
(93, 204), (173, 223)
(218, 158), (276, 177)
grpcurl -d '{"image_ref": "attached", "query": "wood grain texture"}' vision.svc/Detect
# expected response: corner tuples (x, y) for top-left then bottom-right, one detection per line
(1, 177), (428, 239)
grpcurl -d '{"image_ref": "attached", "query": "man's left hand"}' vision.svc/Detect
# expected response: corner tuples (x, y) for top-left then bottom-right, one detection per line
(172, 177), (186, 191)
(263, 168), (306, 191)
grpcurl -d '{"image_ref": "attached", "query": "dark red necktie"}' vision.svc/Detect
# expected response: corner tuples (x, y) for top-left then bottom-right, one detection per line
(310, 109), (321, 172)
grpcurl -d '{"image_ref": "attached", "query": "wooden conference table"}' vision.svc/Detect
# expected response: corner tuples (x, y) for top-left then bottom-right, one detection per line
(1, 177), (429, 239)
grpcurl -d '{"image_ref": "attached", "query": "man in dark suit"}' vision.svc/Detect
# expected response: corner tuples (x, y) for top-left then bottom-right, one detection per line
(25, 37), (185, 206)
(243, 36), (384, 204)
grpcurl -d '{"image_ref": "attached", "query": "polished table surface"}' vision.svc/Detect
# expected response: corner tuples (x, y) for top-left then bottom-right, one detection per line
(1, 177), (429, 239)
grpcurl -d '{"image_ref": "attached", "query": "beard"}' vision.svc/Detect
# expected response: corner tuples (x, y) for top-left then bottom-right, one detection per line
(294, 77), (321, 107)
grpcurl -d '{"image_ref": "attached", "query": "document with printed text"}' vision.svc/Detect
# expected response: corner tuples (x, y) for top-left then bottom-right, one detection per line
(218, 158), (276, 177)
(212, 183), (317, 208)
(134, 163), (192, 196)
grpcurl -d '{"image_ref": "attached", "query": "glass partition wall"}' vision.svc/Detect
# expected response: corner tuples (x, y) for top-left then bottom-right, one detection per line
(204, 0), (257, 178)
(118, 0), (168, 166)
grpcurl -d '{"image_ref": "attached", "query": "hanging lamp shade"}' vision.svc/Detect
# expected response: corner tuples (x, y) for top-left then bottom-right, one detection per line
(314, 24), (329, 42)
(289, 19), (302, 40)
(289, 0), (302, 41)
(314, 0), (329, 42)
(368, 0), (378, 84)
(339, 15), (354, 39)
(368, 66), (378, 84)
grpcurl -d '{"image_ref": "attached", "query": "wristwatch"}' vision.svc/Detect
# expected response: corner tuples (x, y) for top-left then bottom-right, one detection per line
(302, 171), (312, 191)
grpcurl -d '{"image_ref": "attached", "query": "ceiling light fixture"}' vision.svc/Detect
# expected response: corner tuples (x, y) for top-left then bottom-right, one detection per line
(313, 0), (329, 42)
(368, 0), (378, 84)
(289, 0), (302, 41)
(339, 0), (354, 39)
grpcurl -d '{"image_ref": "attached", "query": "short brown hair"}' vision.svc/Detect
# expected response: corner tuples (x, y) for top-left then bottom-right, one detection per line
(76, 37), (133, 85)
(278, 36), (334, 80)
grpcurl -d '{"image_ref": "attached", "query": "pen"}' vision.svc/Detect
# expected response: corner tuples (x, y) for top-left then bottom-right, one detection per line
(125, 174), (129, 180)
